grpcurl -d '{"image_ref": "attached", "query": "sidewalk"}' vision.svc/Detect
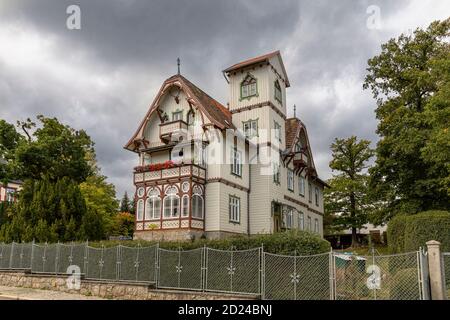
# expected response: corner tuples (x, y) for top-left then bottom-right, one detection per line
(0, 286), (106, 300)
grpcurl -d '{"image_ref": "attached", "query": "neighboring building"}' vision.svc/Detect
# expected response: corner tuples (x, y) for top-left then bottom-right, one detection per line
(0, 180), (22, 203)
(326, 223), (388, 249)
(124, 51), (328, 241)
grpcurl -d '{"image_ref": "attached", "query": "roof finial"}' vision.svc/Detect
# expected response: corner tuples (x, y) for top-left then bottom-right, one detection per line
(177, 57), (180, 75)
(293, 104), (296, 118)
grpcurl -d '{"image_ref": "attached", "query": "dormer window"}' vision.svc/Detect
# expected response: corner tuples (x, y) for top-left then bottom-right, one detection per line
(240, 73), (257, 99)
(274, 80), (282, 103)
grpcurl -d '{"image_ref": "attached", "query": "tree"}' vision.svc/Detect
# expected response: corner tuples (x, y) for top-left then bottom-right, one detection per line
(364, 19), (450, 222)
(79, 175), (119, 238)
(111, 212), (135, 237)
(120, 192), (131, 213)
(0, 119), (24, 183)
(14, 115), (94, 182)
(324, 136), (374, 247)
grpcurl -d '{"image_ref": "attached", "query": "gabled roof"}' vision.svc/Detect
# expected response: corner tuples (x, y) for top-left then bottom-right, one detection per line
(124, 74), (234, 151)
(285, 117), (329, 187)
(223, 50), (290, 87)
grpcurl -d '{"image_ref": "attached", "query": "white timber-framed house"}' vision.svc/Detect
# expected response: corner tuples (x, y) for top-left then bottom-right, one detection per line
(124, 51), (328, 241)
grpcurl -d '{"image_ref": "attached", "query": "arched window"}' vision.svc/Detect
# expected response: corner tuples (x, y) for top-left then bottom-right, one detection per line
(187, 110), (195, 126)
(163, 186), (179, 218)
(145, 188), (161, 220)
(240, 73), (257, 99)
(181, 195), (189, 217)
(274, 80), (282, 103)
(192, 186), (204, 219)
(136, 199), (144, 221)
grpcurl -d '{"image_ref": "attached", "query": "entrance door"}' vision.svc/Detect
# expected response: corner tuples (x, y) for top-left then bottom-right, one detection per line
(272, 203), (282, 233)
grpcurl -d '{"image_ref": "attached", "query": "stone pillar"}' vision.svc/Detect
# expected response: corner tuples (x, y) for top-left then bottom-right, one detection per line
(426, 240), (447, 300)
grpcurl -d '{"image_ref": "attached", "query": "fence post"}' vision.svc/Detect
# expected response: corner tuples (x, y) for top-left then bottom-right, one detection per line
(19, 241), (24, 269)
(426, 240), (447, 300)
(116, 245), (121, 281)
(30, 239), (35, 272)
(9, 241), (15, 269)
(154, 242), (159, 284)
(329, 248), (335, 300)
(55, 241), (60, 275)
(84, 240), (89, 276)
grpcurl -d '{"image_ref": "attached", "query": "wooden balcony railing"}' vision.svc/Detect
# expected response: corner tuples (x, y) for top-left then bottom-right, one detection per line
(134, 163), (206, 184)
(159, 120), (188, 142)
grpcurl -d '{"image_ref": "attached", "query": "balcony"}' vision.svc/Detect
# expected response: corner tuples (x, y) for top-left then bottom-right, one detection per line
(134, 162), (206, 184)
(159, 120), (188, 143)
(293, 151), (308, 168)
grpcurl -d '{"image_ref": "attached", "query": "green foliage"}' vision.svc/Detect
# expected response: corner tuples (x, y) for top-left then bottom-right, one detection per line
(119, 192), (132, 213)
(387, 210), (450, 253)
(14, 115), (94, 182)
(91, 230), (331, 255)
(324, 136), (374, 246)
(80, 175), (119, 237)
(111, 212), (135, 237)
(364, 19), (450, 222)
(389, 268), (420, 300)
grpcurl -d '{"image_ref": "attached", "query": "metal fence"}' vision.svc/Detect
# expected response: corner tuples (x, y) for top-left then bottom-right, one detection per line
(0, 241), (432, 300)
(444, 252), (450, 299)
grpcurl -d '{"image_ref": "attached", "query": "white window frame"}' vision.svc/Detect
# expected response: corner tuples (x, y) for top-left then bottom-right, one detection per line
(286, 210), (293, 229)
(298, 176), (305, 196)
(136, 199), (144, 221)
(274, 121), (281, 142)
(243, 119), (258, 138)
(145, 196), (161, 220)
(274, 80), (282, 103)
(181, 195), (189, 217)
(172, 110), (183, 121)
(287, 169), (294, 191)
(163, 193), (180, 218)
(192, 194), (204, 219)
(231, 148), (242, 177)
(314, 218), (319, 233)
(298, 212), (304, 230)
(273, 162), (280, 184)
(229, 196), (240, 223)
(307, 216), (312, 231)
(315, 187), (320, 206)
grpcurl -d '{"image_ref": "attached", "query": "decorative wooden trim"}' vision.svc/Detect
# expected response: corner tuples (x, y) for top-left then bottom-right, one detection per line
(283, 195), (323, 216)
(206, 177), (249, 193)
(230, 101), (286, 120)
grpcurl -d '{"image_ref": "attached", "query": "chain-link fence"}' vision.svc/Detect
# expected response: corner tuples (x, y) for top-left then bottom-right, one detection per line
(263, 252), (332, 300)
(443, 253), (450, 299)
(334, 251), (424, 300)
(0, 241), (435, 299)
(205, 247), (261, 295)
(157, 248), (203, 290)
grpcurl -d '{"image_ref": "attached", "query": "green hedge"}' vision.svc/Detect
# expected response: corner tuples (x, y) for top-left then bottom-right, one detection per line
(388, 210), (450, 253)
(89, 230), (331, 255)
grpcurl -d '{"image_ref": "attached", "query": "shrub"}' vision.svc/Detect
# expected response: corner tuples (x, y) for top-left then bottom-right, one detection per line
(388, 210), (450, 253)
(389, 268), (420, 300)
(387, 214), (407, 253)
(90, 230), (331, 255)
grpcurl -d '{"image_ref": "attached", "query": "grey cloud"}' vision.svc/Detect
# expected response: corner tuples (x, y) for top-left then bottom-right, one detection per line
(0, 0), (447, 198)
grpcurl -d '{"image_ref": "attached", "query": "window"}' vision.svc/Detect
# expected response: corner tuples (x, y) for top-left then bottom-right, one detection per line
(145, 189), (161, 220)
(286, 210), (293, 229)
(273, 162), (280, 184)
(308, 182), (312, 203)
(181, 195), (189, 217)
(229, 196), (240, 223)
(172, 110), (183, 121)
(5, 188), (15, 202)
(187, 110), (195, 125)
(274, 121), (281, 142)
(192, 195), (204, 219)
(274, 80), (282, 103)
(137, 187), (145, 198)
(136, 199), (144, 221)
(163, 187), (179, 218)
(298, 176), (305, 196)
(287, 169), (294, 191)
(295, 142), (302, 152)
(314, 219), (319, 233)
(231, 148), (242, 177)
(243, 119), (258, 138)
(298, 212), (304, 230)
(315, 187), (320, 206)
(307, 216), (312, 231)
(240, 74), (257, 99)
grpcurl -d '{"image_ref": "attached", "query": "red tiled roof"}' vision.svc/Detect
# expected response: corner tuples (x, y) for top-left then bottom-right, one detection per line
(285, 117), (301, 149)
(223, 50), (280, 73)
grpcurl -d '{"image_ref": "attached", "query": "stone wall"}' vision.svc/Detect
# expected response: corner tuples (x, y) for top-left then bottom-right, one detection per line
(0, 271), (257, 300)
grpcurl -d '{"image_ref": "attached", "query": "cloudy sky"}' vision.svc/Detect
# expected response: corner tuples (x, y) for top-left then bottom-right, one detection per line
(1, 0), (449, 198)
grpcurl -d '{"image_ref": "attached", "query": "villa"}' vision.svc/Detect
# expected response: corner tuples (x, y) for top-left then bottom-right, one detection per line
(124, 51), (327, 241)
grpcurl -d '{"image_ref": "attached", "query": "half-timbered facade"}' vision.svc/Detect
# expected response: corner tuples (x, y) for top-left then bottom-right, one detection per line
(125, 51), (327, 241)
